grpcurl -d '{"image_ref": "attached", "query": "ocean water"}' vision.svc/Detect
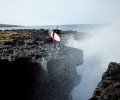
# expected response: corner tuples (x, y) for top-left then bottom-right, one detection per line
(1, 23), (119, 100)
(0, 24), (106, 33)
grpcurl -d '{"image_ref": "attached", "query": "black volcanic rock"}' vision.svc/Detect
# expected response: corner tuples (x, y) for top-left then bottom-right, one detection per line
(90, 62), (120, 100)
(0, 47), (83, 100)
(0, 58), (47, 100)
(47, 47), (83, 100)
(0, 29), (83, 100)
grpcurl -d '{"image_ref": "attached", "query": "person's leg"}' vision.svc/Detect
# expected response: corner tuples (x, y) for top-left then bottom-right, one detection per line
(53, 32), (54, 38)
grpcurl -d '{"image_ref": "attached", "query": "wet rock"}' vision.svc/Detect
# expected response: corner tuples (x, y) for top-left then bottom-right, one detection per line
(90, 62), (120, 100)
(46, 46), (83, 100)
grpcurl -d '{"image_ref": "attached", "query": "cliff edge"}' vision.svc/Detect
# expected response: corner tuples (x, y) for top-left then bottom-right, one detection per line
(0, 29), (83, 100)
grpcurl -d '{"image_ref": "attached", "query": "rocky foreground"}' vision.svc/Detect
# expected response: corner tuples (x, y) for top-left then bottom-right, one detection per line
(90, 62), (120, 100)
(0, 29), (83, 100)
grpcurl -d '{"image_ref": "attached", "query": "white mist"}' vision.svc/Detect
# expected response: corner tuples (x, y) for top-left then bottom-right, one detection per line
(66, 22), (120, 100)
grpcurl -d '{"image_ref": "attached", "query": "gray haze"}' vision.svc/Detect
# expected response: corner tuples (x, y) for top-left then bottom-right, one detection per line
(66, 22), (120, 100)
(0, 0), (120, 25)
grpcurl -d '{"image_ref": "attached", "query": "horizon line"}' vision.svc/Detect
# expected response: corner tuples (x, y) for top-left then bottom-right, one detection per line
(0, 23), (111, 27)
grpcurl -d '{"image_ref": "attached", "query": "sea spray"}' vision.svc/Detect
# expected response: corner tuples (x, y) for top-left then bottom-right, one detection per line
(65, 22), (120, 100)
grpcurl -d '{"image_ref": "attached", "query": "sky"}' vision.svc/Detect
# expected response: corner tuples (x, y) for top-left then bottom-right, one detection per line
(0, 0), (120, 26)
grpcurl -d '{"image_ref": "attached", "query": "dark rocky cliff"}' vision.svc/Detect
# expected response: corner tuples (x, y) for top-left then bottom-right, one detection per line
(0, 29), (83, 100)
(90, 62), (120, 100)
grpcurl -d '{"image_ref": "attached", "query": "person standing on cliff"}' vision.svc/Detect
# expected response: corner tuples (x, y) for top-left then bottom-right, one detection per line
(53, 26), (61, 49)
(48, 26), (61, 49)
